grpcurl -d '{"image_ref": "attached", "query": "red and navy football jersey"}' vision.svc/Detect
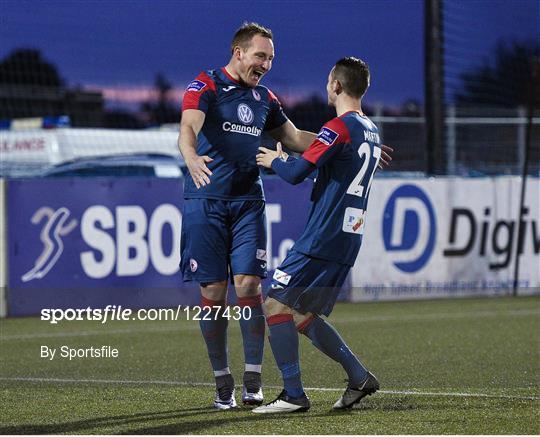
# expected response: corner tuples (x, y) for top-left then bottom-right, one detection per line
(182, 68), (288, 200)
(293, 111), (382, 265)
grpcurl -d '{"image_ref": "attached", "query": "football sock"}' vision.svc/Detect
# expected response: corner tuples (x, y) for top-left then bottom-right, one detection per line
(267, 314), (304, 398)
(299, 315), (368, 387)
(199, 296), (229, 373)
(237, 295), (265, 371)
(213, 367), (231, 377)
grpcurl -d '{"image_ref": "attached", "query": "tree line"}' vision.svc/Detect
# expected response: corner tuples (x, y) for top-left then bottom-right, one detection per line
(1, 42), (538, 130)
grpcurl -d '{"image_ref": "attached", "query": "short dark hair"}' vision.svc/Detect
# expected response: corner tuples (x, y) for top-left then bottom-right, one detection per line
(332, 57), (370, 98)
(231, 22), (273, 54)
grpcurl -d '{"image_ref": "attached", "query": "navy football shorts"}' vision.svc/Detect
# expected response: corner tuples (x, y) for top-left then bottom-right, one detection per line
(267, 249), (350, 316)
(180, 199), (267, 283)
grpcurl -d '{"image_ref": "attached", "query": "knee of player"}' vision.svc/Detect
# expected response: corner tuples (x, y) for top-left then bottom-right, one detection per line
(200, 281), (228, 301)
(234, 275), (261, 297)
(263, 297), (292, 317)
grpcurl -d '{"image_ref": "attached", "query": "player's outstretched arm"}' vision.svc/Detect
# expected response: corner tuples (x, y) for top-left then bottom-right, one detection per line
(268, 120), (316, 153)
(178, 109), (213, 189)
(378, 144), (394, 169)
(256, 143), (284, 169)
(257, 143), (315, 185)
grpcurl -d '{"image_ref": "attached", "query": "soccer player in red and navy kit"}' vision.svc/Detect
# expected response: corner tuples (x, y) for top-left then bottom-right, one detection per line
(178, 23), (319, 409)
(253, 57), (383, 413)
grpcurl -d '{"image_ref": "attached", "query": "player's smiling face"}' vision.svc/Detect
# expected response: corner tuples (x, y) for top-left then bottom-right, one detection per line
(237, 35), (274, 87)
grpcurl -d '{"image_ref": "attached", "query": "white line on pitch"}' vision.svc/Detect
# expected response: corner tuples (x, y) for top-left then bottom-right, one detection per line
(1, 308), (538, 341)
(333, 308), (540, 324)
(0, 376), (538, 401)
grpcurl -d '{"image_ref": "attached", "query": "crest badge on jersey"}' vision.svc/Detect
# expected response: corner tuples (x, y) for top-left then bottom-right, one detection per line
(252, 89), (261, 101)
(256, 249), (267, 261)
(186, 80), (207, 92)
(317, 127), (339, 146)
(342, 207), (366, 235)
(189, 258), (198, 272)
(237, 103), (254, 125)
(273, 269), (291, 285)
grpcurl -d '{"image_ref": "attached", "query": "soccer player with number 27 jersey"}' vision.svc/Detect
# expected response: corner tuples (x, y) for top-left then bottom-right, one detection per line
(253, 57), (387, 414)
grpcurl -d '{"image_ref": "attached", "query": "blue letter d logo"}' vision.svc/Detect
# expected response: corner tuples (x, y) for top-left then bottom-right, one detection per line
(382, 185), (436, 273)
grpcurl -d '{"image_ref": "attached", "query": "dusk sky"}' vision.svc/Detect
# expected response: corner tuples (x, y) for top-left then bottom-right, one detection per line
(2, 0), (539, 108)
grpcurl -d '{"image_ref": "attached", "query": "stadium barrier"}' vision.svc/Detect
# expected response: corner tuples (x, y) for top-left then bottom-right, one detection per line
(0, 128), (182, 176)
(5, 178), (311, 316)
(352, 176), (539, 300)
(2, 176), (539, 316)
(0, 179), (7, 317)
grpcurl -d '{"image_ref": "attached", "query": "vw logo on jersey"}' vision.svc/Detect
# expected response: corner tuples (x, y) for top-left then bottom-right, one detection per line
(237, 103), (254, 125)
(382, 184), (436, 273)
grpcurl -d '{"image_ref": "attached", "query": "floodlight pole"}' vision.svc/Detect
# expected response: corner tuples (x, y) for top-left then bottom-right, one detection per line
(512, 58), (540, 297)
(424, 0), (445, 175)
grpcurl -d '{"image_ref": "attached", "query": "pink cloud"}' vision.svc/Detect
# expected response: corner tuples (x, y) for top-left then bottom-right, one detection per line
(83, 84), (322, 108)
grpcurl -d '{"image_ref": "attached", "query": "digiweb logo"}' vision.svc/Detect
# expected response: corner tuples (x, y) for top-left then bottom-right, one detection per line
(382, 185), (436, 273)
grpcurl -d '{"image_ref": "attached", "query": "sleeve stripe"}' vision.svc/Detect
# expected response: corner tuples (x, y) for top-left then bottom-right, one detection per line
(182, 72), (216, 111)
(302, 117), (351, 164)
(264, 87), (289, 131)
(199, 72), (217, 92)
(267, 88), (279, 103)
(302, 139), (332, 164)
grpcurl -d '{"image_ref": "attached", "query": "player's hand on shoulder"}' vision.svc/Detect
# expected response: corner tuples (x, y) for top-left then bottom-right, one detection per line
(186, 155), (213, 189)
(378, 144), (394, 170)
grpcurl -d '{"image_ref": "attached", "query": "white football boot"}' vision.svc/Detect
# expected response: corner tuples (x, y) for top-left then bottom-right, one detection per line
(252, 390), (310, 414)
(214, 374), (238, 410)
(242, 371), (264, 406)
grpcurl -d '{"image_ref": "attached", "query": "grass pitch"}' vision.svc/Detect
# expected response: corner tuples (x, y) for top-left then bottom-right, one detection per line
(1, 296), (539, 434)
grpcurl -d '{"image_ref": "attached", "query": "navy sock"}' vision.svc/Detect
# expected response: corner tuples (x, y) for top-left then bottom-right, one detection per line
(300, 316), (367, 386)
(267, 314), (304, 398)
(238, 295), (265, 372)
(199, 297), (229, 374)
